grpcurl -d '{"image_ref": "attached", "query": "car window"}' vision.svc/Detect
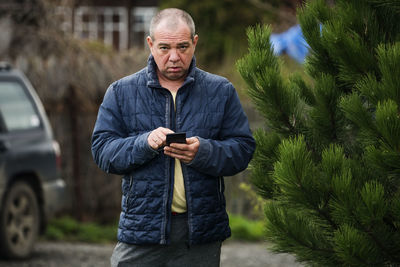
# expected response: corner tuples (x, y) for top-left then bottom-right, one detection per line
(0, 81), (41, 131)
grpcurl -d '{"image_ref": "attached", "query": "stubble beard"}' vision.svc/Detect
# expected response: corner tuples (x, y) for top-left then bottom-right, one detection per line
(161, 67), (188, 81)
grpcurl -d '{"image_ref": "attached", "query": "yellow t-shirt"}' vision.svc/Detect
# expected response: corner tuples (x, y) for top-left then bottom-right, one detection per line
(170, 91), (187, 213)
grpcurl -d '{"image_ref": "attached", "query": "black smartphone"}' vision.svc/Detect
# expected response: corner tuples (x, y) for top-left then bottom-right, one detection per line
(166, 132), (186, 145)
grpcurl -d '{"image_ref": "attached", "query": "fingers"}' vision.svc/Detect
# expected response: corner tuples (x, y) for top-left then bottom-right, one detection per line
(164, 137), (199, 164)
(148, 130), (200, 163)
(148, 127), (174, 150)
(186, 137), (199, 145)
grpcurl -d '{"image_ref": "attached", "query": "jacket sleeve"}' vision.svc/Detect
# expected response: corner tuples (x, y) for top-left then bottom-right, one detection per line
(91, 83), (158, 175)
(186, 84), (256, 176)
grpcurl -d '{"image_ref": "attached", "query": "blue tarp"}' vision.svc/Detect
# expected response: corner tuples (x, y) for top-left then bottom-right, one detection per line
(269, 24), (309, 63)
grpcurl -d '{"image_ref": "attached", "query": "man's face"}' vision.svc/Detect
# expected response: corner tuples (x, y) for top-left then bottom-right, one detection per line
(147, 20), (198, 82)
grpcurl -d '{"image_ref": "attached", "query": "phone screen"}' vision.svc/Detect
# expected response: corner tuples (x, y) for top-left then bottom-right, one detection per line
(166, 132), (186, 145)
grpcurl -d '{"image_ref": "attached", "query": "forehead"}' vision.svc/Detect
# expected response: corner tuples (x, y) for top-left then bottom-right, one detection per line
(152, 19), (192, 44)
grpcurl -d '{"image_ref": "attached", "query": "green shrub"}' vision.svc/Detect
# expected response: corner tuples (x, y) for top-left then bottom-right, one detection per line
(229, 214), (265, 242)
(44, 216), (117, 243)
(45, 214), (265, 243)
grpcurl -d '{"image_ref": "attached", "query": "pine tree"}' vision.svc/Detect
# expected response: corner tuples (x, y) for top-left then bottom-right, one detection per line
(236, 0), (400, 266)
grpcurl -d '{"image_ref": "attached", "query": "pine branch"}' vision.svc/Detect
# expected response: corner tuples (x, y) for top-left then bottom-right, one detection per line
(356, 213), (400, 263)
(237, 24), (301, 136)
(238, 0), (400, 264)
(367, 0), (400, 12)
(265, 203), (339, 266)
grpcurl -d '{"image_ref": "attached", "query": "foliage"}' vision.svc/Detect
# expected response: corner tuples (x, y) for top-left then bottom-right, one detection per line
(238, 182), (265, 219)
(237, 0), (400, 266)
(0, 0), (149, 107)
(0, 0), (148, 221)
(229, 214), (265, 242)
(159, 0), (300, 68)
(44, 216), (118, 243)
(45, 215), (264, 243)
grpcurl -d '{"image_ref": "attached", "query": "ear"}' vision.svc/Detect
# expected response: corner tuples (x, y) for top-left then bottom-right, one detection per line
(192, 34), (199, 48)
(146, 36), (154, 50)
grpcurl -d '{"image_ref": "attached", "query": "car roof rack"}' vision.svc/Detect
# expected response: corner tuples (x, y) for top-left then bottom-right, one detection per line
(0, 62), (12, 71)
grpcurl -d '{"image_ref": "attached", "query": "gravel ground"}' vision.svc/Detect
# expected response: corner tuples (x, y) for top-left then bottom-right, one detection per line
(0, 241), (304, 267)
(221, 241), (303, 267)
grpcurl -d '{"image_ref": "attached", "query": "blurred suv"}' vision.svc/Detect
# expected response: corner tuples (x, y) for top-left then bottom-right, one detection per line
(0, 62), (66, 259)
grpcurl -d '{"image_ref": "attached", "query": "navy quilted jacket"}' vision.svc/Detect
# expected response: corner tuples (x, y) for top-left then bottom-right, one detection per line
(91, 56), (255, 245)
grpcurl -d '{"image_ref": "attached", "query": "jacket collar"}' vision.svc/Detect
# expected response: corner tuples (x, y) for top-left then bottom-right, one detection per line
(146, 54), (196, 89)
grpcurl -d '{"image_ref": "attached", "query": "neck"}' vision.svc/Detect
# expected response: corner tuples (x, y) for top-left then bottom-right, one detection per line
(157, 72), (185, 93)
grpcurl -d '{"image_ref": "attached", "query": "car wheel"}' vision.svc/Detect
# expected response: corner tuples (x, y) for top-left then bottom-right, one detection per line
(0, 182), (40, 259)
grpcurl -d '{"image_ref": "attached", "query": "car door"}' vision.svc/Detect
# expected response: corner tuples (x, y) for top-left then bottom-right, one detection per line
(0, 78), (44, 184)
(0, 109), (9, 198)
(0, 78), (44, 258)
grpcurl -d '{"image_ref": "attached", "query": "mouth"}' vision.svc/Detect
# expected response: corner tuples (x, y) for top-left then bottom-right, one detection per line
(168, 66), (183, 73)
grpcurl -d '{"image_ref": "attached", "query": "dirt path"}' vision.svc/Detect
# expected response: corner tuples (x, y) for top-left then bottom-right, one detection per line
(0, 241), (303, 267)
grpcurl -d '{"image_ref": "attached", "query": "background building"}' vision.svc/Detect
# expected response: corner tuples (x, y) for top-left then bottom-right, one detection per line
(57, 0), (158, 50)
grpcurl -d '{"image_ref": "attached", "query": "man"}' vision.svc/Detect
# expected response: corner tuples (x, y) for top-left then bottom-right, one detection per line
(91, 8), (255, 267)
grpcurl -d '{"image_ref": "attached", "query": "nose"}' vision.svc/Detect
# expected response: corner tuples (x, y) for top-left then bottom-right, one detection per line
(169, 49), (180, 62)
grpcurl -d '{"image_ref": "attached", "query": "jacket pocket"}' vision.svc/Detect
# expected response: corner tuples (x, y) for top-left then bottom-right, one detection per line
(125, 175), (134, 206)
(217, 176), (224, 206)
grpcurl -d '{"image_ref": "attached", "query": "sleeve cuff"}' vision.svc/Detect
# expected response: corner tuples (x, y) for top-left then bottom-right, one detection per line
(186, 136), (211, 169)
(136, 131), (159, 157)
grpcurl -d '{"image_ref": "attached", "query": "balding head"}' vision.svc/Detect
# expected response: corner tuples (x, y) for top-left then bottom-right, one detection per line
(149, 8), (196, 41)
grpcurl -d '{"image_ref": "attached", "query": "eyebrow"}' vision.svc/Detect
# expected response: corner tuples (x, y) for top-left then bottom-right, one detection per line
(157, 41), (190, 47)
(177, 42), (190, 46)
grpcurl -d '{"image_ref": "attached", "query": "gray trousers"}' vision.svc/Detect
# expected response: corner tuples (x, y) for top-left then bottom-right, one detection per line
(111, 213), (222, 267)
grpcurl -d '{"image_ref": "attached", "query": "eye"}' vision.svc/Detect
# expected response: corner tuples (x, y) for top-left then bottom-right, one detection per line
(178, 45), (188, 51)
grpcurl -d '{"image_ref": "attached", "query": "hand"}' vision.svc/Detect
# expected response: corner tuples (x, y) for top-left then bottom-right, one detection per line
(164, 137), (200, 164)
(148, 127), (174, 150)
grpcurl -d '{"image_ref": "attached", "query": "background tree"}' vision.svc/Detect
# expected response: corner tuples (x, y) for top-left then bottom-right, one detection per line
(237, 0), (400, 265)
(160, 0), (302, 68)
(0, 0), (149, 221)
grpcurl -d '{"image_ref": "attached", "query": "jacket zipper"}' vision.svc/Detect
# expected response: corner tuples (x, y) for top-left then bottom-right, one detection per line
(181, 164), (192, 244)
(162, 90), (193, 244)
(161, 93), (171, 244)
(174, 90), (193, 245)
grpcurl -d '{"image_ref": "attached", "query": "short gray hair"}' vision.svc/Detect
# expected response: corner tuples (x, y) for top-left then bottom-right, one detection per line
(149, 8), (196, 41)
